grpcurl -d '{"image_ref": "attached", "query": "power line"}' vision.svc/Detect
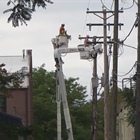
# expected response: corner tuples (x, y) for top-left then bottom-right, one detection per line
(121, 0), (135, 10)
(112, 40), (137, 50)
(123, 17), (138, 42)
(100, 0), (114, 13)
(113, 62), (136, 77)
(122, 43), (137, 50)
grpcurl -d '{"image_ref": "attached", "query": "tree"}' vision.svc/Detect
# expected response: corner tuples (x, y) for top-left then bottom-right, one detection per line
(32, 64), (92, 140)
(0, 63), (25, 96)
(32, 64), (56, 140)
(3, 0), (53, 27)
(96, 88), (124, 140)
(122, 87), (136, 127)
(0, 63), (27, 139)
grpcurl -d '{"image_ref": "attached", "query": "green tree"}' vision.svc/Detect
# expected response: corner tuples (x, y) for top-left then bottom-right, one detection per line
(0, 63), (25, 95)
(32, 64), (92, 140)
(96, 88), (124, 140)
(122, 87), (136, 127)
(3, 0), (53, 27)
(31, 64), (56, 139)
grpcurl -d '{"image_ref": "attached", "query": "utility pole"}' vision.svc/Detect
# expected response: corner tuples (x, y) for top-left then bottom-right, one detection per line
(135, 1), (140, 139)
(92, 53), (98, 140)
(103, 9), (110, 140)
(78, 37), (99, 140)
(86, 9), (113, 140)
(111, 0), (120, 139)
(86, 8), (123, 140)
(79, 35), (110, 140)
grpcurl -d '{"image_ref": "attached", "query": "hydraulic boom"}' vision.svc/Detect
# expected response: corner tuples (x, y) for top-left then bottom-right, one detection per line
(52, 35), (102, 140)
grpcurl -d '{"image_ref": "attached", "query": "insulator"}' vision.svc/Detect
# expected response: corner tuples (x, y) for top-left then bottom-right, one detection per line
(89, 25), (91, 31)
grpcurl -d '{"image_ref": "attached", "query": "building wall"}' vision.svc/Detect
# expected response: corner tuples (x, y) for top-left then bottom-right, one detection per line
(1, 50), (33, 126)
(117, 104), (134, 140)
(6, 88), (30, 125)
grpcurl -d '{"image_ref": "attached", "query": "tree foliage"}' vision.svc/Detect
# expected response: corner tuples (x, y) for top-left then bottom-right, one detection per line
(122, 87), (136, 127)
(96, 88), (124, 140)
(0, 63), (25, 95)
(0, 63), (105, 139)
(32, 64), (56, 139)
(3, 0), (53, 27)
(0, 63), (27, 139)
(32, 64), (92, 140)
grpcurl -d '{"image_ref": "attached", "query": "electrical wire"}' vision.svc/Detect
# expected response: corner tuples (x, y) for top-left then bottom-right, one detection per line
(97, 0), (137, 108)
(100, 0), (113, 12)
(80, 0), (91, 37)
(113, 62), (136, 77)
(118, 44), (124, 57)
(134, 75), (140, 81)
(95, 18), (102, 37)
(122, 43), (137, 50)
(121, 0), (135, 10)
(134, 0), (138, 6)
(122, 17), (138, 42)
(97, 85), (103, 96)
(110, 0), (115, 11)
(81, 0), (137, 101)
(112, 76), (127, 83)
(112, 39), (137, 50)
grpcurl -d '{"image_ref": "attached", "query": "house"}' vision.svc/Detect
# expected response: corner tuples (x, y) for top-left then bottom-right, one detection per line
(0, 50), (33, 139)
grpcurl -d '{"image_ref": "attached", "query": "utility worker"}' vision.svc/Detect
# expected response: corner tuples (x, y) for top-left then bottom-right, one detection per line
(51, 36), (60, 49)
(59, 24), (67, 35)
(92, 36), (97, 45)
(84, 35), (90, 47)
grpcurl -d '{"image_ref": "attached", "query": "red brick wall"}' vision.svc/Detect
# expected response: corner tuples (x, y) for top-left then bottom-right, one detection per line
(6, 88), (31, 126)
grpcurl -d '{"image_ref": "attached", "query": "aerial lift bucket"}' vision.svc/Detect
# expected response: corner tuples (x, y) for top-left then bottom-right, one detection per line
(58, 35), (69, 48)
(78, 44), (93, 60)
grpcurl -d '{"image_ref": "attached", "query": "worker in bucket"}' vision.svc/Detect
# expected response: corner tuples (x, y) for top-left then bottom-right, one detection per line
(59, 24), (67, 35)
(54, 48), (64, 67)
(84, 35), (91, 47)
(51, 36), (60, 49)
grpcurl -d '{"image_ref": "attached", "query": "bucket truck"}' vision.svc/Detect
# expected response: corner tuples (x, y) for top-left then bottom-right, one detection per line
(52, 35), (102, 140)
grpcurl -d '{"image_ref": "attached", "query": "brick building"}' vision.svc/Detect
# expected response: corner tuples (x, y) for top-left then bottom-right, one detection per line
(0, 49), (33, 127)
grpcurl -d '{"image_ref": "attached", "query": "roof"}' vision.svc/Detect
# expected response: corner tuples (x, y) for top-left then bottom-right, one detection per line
(0, 112), (23, 126)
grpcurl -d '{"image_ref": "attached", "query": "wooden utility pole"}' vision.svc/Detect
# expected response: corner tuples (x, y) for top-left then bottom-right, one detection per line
(78, 35), (110, 140)
(27, 50), (33, 126)
(92, 54), (98, 140)
(103, 9), (110, 140)
(135, 1), (140, 139)
(86, 9), (114, 140)
(111, 0), (119, 139)
(79, 8), (123, 140)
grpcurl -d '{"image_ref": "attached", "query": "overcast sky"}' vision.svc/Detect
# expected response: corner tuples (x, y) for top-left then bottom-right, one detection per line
(0, 0), (138, 99)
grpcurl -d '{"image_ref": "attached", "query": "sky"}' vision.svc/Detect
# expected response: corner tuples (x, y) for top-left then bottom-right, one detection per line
(0, 0), (138, 99)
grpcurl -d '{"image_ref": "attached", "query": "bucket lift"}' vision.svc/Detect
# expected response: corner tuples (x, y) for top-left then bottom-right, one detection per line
(52, 35), (102, 140)
(52, 35), (71, 49)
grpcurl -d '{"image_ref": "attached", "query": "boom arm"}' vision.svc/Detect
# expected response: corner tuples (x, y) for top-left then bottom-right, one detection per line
(56, 64), (74, 140)
(53, 36), (102, 140)
(54, 44), (102, 57)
